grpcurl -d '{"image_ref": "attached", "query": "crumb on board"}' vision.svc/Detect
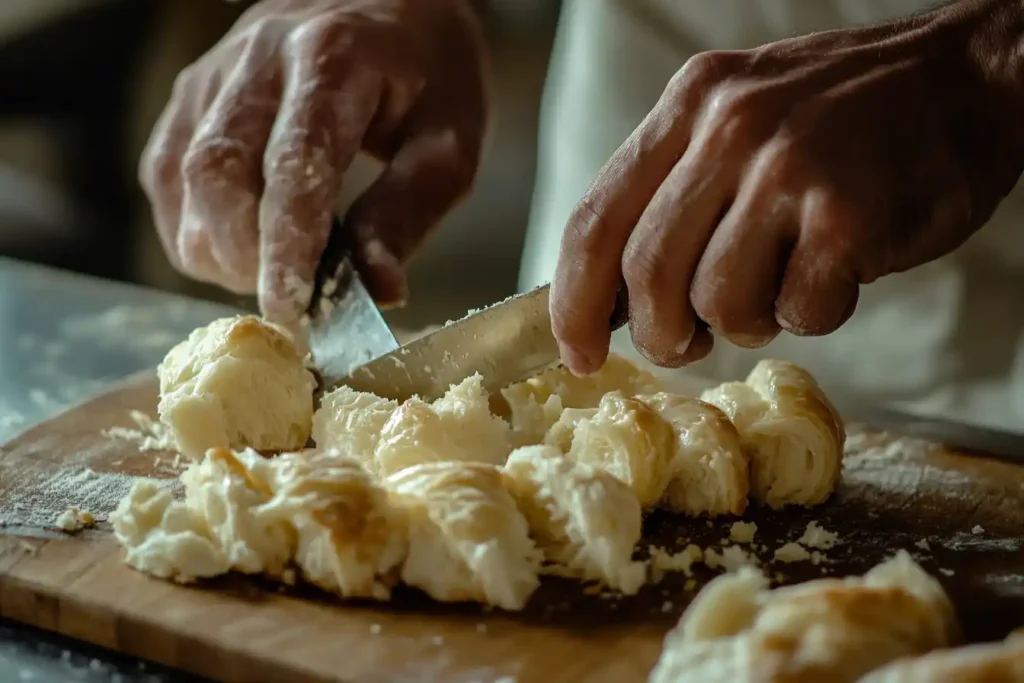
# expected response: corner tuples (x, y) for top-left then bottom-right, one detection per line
(369, 624), (382, 635)
(705, 545), (756, 573)
(798, 521), (839, 550)
(915, 539), (931, 551)
(729, 521), (757, 544)
(939, 568), (955, 577)
(55, 507), (96, 533)
(971, 525), (985, 535)
(648, 544), (704, 582)
(773, 542), (811, 564)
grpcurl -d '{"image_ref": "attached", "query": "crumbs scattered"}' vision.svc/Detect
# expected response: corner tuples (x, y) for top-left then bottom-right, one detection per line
(798, 521), (839, 550)
(55, 507), (95, 533)
(773, 542), (811, 564)
(729, 521), (757, 544)
(971, 525), (985, 535)
(939, 568), (955, 577)
(648, 544), (704, 582)
(705, 545), (756, 573)
(102, 410), (177, 452)
(914, 539), (931, 551)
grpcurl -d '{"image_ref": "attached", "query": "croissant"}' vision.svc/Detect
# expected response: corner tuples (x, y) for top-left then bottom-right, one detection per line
(700, 359), (844, 508)
(386, 461), (541, 610)
(500, 353), (663, 445)
(374, 374), (512, 477)
(311, 386), (397, 473)
(857, 631), (1024, 682)
(260, 451), (407, 600)
(546, 391), (675, 507)
(501, 445), (646, 594)
(649, 550), (958, 683)
(637, 393), (750, 517)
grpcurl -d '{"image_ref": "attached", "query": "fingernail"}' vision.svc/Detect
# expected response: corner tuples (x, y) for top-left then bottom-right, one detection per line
(558, 343), (596, 376)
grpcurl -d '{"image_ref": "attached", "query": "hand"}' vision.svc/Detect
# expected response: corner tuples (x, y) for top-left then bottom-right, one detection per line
(140, 0), (488, 323)
(550, 0), (1024, 374)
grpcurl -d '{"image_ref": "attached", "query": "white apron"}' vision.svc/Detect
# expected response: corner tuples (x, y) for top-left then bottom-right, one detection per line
(519, 0), (1024, 432)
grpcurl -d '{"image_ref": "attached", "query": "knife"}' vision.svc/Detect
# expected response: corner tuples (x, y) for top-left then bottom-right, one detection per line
(305, 217), (400, 388)
(337, 283), (630, 403)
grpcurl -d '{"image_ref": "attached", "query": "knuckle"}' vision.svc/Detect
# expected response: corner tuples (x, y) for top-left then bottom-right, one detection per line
(564, 195), (616, 265)
(621, 241), (675, 296)
(703, 87), (765, 150)
(286, 13), (350, 60)
(665, 51), (733, 101)
(182, 137), (251, 192)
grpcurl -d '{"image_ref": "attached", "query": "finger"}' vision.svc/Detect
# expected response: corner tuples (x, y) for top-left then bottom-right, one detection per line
(622, 139), (736, 368)
(259, 38), (382, 323)
(550, 52), (741, 375)
(690, 169), (797, 349)
(775, 191), (860, 335)
(180, 34), (282, 293)
(139, 74), (195, 273)
(344, 96), (486, 307)
(680, 319), (715, 364)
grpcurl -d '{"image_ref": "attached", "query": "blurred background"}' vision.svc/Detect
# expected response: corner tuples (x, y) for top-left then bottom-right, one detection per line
(0, 0), (561, 329)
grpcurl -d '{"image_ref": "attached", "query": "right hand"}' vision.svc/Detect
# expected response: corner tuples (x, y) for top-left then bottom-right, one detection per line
(140, 0), (489, 324)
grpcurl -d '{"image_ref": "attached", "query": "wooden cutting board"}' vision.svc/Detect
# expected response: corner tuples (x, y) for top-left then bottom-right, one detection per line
(1, 372), (1023, 683)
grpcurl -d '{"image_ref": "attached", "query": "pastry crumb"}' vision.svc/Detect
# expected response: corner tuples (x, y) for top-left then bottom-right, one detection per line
(705, 545), (756, 573)
(369, 623), (382, 635)
(55, 507), (95, 532)
(914, 539), (931, 551)
(773, 542), (811, 563)
(939, 568), (955, 577)
(798, 521), (838, 549)
(728, 521), (757, 544)
(649, 544), (704, 582)
(971, 525), (984, 535)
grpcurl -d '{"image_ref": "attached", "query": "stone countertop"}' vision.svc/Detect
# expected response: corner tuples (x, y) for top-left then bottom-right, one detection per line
(0, 256), (239, 682)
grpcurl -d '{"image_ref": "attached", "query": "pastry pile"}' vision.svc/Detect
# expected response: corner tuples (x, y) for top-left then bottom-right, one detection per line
(112, 314), (846, 607)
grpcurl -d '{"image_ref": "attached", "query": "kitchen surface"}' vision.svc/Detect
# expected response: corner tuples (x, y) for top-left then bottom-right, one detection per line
(0, 257), (230, 681)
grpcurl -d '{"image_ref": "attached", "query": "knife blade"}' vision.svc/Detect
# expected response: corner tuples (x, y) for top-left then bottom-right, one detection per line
(305, 218), (399, 387)
(337, 282), (631, 402)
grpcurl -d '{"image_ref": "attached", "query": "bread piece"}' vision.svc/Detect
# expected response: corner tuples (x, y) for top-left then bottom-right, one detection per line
(260, 452), (407, 600)
(700, 359), (844, 508)
(110, 479), (229, 582)
(157, 315), (317, 458)
(637, 393), (749, 516)
(501, 445), (645, 594)
(179, 447), (296, 577)
(858, 632), (1024, 682)
(649, 550), (957, 683)
(311, 387), (397, 474)
(374, 374), (512, 476)
(386, 461), (541, 610)
(501, 353), (663, 446)
(549, 391), (674, 507)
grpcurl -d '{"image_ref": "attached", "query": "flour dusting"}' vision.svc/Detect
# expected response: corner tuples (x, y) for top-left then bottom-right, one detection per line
(2, 467), (180, 528)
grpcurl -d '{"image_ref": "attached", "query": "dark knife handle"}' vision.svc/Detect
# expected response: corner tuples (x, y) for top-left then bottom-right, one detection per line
(609, 280), (629, 331)
(307, 216), (356, 317)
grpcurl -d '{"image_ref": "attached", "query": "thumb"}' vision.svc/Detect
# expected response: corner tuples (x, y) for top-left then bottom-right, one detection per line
(344, 112), (484, 307)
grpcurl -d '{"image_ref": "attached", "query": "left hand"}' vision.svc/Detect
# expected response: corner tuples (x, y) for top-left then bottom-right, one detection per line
(549, 0), (1024, 374)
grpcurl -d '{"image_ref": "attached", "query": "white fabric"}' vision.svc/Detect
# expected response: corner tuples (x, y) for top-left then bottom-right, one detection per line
(520, 0), (1024, 432)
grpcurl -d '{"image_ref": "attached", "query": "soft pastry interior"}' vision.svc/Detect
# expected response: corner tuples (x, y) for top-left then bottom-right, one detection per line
(116, 315), (852, 612)
(156, 315), (317, 458)
(649, 550), (959, 683)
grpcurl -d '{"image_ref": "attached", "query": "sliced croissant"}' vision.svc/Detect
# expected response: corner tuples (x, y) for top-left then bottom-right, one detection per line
(637, 393), (750, 517)
(700, 359), (844, 508)
(500, 353), (663, 446)
(858, 631), (1024, 683)
(501, 444), (646, 594)
(547, 391), (675, 507)
(386, 461), (541, 610)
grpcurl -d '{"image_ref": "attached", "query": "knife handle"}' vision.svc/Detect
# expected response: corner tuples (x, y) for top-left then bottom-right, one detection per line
(307, 216), (356, 317)
(609, 281), (629, 331)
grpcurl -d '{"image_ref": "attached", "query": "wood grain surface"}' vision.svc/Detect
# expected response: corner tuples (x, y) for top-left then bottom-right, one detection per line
(1, 372), (1022, 683)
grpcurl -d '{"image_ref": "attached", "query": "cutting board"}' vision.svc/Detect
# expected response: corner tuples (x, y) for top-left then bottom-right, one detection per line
(1, 372), (1023, 683)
